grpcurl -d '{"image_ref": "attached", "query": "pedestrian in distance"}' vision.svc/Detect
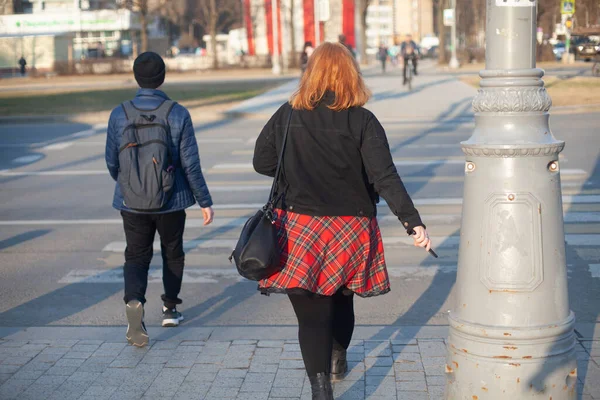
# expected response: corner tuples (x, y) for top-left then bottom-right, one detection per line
(253, 42), (432, 400)
(378, 44), (388, 73)
(338, 34), (355, 58)
(401, 34), (419, 85)
(18, 56), (26, 76)
(105, 51), (214, 347)
(300, 41), (314, 75)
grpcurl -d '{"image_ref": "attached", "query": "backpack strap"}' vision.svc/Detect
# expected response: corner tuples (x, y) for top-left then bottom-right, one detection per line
(121, 100), (176, 122)
(151, 100), (176, 122)
(121, 101), (142, 122)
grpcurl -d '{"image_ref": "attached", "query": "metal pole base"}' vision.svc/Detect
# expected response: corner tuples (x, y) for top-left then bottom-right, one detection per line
(449, 57), (460, 69)
(446, 313), (577, 399)
(446, 66), (577, 398)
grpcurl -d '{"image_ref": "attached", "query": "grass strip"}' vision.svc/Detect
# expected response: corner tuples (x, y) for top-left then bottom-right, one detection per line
(0, 80), (282, 116)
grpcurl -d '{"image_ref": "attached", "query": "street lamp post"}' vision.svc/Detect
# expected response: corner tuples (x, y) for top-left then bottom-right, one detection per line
(271, 0), (282, 75)
(445, 0), (577, 398)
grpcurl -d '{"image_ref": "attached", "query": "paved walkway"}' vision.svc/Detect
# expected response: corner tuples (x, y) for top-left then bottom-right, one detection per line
(0, 325), (599, 399)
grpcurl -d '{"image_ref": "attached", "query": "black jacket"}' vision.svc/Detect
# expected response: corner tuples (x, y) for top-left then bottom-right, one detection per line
(253, 95), (424, 233)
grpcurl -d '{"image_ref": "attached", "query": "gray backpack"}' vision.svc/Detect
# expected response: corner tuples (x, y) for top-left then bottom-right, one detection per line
(118, 100), (176, 211)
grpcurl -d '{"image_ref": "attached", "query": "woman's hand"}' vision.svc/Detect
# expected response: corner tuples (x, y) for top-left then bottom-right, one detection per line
(412, 226), (432, 252)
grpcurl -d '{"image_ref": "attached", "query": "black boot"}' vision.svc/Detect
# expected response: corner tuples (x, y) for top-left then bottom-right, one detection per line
(309, 373), (334, 400)
(331, 348), (348, 381)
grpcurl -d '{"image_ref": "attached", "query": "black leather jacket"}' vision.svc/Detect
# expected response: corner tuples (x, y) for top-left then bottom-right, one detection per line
(253, 95), (424, 233)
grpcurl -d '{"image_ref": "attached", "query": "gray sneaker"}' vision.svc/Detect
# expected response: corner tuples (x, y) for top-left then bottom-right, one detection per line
(162, 307), (184, 327)
(125, 300), (149, 347)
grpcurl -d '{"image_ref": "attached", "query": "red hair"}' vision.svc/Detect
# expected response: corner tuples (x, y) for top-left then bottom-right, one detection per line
(290, 42), (371, 111)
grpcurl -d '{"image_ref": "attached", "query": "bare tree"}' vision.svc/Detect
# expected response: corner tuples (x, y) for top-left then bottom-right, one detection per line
(434, 0), (447, 64)
(194, 0), (242, 69)
(121, 0), (169, 54)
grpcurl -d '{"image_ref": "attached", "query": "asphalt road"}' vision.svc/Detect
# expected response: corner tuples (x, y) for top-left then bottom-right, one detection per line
(0, 68), (598, 332)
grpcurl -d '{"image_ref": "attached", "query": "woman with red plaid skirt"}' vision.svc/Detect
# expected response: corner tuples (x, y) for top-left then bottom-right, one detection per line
(253, 42), (432, 400)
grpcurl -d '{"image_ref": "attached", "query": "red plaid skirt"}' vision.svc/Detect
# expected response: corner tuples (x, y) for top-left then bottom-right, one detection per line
(258, 210), (390, 298)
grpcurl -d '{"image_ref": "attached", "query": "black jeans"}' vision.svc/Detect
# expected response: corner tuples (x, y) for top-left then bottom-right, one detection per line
(288, 288), (355, 377)
(121, 210), (186, 309)
(403, 56), (418, 80)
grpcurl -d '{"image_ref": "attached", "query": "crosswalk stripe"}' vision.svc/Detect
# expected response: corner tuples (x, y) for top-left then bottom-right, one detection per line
(58, 265), (461, 284)
(2, 212), (599, 226)
(42, 142), (74, 151)
(58, 263), (595, 284)
(206, 195), (600, 210)
(100, 234), (600, 253)
(101, 236), (460, 253)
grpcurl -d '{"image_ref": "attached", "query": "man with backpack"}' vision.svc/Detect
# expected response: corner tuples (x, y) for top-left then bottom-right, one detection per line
(105, 52), (214, 347)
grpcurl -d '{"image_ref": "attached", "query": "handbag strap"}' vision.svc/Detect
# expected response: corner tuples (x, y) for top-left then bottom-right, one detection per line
(268, 108), (294, 204)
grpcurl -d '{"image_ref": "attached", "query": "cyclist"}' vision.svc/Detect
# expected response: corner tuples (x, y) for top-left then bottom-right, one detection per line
(401, 34), (419, 85)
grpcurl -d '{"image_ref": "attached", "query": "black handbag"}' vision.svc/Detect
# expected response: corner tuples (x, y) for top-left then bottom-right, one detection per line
(229, 110), (293, 281)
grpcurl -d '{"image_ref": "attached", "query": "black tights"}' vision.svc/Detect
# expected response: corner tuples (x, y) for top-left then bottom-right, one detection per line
(288, 288), (355, 377)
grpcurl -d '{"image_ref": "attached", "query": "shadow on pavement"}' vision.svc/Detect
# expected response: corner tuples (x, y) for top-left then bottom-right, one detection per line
(0, 229), (51, 251)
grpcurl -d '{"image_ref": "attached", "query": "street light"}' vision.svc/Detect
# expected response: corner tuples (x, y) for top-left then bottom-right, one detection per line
(445, 0), (577, 398)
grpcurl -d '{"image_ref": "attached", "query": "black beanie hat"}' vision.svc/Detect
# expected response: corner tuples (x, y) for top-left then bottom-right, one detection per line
(133, 52), (166, 89)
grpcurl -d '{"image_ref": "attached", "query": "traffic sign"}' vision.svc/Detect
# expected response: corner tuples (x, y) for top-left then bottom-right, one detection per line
(561, 0), (575, 15)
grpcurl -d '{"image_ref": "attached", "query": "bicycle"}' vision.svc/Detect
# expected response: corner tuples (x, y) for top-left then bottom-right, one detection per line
(404, 55), (416, 91)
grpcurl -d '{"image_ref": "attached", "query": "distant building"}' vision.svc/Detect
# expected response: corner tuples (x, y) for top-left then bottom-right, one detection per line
(367, 0), (434, 48)
(242, 0), (357, 63)
(0, 0), (164, 74)
(241, 0), (433, 65)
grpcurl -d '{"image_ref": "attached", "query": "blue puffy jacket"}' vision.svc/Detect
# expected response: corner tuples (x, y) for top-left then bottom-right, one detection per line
(105, 89), (213, 213)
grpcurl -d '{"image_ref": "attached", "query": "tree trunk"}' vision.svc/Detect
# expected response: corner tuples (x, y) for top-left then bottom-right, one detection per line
(141, 12), (149, 53)
(436, 0), (447, 64)
(209, 0), (219, 69)
(359, 0), (368, 63)
(289, 1), (297, 68)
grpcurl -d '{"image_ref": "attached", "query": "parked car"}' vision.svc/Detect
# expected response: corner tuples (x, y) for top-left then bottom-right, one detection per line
(572, 36), (600, 61)
(553, 42), (566, 61)
(420, 35), (440, 58)
(426, 45), (439, 59)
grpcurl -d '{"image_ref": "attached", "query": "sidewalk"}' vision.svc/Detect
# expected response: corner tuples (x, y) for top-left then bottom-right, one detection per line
(0, 324), (599, 399)
(226, 65), (477, 122)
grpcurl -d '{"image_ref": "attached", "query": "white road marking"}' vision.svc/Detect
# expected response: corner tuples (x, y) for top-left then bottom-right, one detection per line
(11, 154), (43, 164)
(42, 142), (74, 151)
(58, 265), (461, 284)
(211, 159), (470, 171)
(211, 163), (253, 170)
(589, 264), (600, 278)
(0, 211), (600, 229)
(197, 138), (245, 144)
(562, 169), (588, 176)
(0, 170), (106, 176)
(101, 236), (462, 253)
(201, 195), (600, 210)
(70, 129), (96, 138)
(565, 235), (600, 246)
(2, 212), (598, 227)
(209, 185), (271, 192)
